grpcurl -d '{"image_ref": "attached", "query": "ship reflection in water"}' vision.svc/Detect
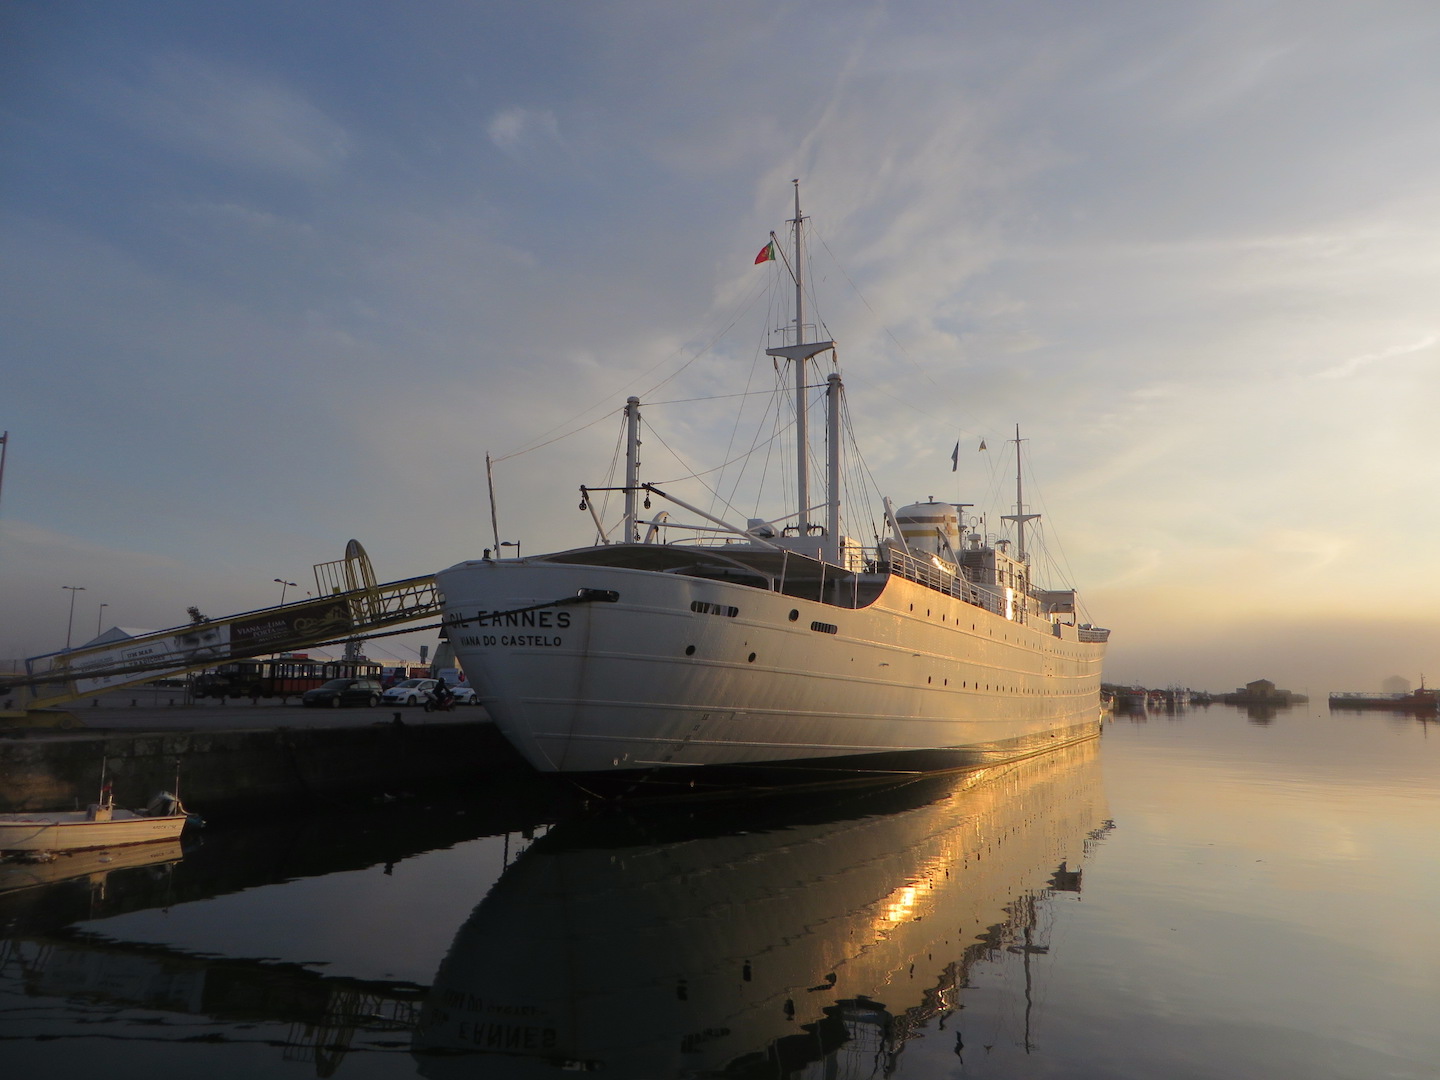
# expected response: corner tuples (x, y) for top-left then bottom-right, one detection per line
(0, 746), (1107, 1077)
(414, 740), (1109, 1078)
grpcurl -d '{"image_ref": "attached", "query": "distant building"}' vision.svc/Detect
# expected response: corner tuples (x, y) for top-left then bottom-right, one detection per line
(1223, 678), (1308, 705)
(1381, 675), (1412, 695)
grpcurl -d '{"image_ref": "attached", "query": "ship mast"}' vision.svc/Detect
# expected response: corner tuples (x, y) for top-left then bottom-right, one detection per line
(765, 180), (834, 558)
(1002, 424), (1041, 562)
(623, 395), (641, 542)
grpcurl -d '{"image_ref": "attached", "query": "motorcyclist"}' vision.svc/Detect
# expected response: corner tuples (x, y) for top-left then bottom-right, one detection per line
(430, 679), (454, 710)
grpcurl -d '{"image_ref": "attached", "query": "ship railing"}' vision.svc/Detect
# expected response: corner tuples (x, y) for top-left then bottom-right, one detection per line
(886, 548), (1007, 616)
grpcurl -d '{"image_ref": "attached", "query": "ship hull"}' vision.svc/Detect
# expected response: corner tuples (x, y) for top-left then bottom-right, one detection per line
(437, 552), (1105, 777)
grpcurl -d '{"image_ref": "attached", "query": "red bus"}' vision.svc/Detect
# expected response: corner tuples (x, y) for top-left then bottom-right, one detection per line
(192, 657), (383, 701)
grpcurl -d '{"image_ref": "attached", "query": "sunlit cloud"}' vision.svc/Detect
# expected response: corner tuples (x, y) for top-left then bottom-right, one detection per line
(1314, 334), (1438, 380)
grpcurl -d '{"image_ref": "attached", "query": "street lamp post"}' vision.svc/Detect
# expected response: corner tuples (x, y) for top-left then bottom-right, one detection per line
(96, 603), (109, 637)
(274, 579), (297, 605)
(62, 585), (85, 650)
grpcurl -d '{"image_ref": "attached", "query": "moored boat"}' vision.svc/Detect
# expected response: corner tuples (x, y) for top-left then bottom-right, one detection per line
(437, 186), (1109, 785)
(0, 799), (191, 853)
(0, 763), (195, 853)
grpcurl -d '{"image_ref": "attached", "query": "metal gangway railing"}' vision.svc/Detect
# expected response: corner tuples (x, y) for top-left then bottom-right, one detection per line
(2, 540), (441, 715)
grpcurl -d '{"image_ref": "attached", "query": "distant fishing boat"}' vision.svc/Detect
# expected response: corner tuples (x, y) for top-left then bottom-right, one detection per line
(0, 761), (196, 853)
(1112, 687), (1148, 712)
(1329, 686), (1438, 713)
(438, 185), (1109, 784)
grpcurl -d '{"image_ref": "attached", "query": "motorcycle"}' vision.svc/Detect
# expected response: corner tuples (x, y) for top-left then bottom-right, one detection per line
(423, 685), (457, 713)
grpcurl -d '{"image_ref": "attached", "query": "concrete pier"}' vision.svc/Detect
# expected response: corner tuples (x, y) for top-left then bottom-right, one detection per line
(0, 699), (528, 818)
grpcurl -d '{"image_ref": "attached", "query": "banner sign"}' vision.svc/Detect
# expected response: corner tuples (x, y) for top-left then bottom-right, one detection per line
(228, 599), (353, 654)
(67, 599), (353, 695)
(71, 621), (233, 695)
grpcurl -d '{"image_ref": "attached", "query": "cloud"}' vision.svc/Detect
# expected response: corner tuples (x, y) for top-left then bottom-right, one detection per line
(110, 53), (351, 180)
(487, 107), (560, 156)
(1314, 335), (1439, 380)
(180, 201), (314, 236)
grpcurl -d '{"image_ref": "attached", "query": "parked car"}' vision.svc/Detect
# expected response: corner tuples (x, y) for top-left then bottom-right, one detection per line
(450, 684), (478, 705)
(301, 678), (383, 708)
(382, 678), (438, 706)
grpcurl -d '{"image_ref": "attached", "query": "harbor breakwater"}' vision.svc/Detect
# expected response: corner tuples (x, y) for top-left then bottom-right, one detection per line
(0, 718), (526, 817)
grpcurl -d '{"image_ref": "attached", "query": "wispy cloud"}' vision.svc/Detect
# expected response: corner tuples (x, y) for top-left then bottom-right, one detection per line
(1315, 335), (1438, 379)
(110, 53), (351, 179)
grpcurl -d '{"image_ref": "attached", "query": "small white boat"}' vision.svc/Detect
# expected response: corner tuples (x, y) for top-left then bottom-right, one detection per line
(0, 761), (195, 853)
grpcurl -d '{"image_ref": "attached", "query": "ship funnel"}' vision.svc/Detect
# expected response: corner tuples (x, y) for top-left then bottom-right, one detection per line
(894, 500), (961, 560)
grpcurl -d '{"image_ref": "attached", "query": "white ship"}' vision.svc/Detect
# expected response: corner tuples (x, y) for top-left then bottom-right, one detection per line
(437, 186), (1108, 784)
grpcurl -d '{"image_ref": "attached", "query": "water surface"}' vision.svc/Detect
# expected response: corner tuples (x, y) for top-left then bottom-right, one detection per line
(2, 705), (1436, 1078)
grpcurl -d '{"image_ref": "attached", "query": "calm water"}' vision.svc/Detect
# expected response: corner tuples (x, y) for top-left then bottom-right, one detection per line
(2, 705), (1438, 1079)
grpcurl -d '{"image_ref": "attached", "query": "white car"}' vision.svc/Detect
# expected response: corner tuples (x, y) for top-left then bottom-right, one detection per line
(382, 678), (437, 706)
(449, 684), (478, 705)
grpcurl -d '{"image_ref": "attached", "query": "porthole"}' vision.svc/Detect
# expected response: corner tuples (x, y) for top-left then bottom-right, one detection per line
(747, 652), (757, 663)
(788, 609), (800, 622)
(685, 645), (696, 656)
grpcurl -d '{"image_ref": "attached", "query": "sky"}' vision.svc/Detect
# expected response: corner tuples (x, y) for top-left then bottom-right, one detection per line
(3, 0), (1439, 695)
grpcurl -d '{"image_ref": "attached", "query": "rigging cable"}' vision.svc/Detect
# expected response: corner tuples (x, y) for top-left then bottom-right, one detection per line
(811, 223), (988, 447)
(491, 272), (772, 465)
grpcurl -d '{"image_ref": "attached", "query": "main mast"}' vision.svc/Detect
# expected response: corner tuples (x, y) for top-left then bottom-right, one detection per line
(765, 180), (834, 557)
(792, 183), (808, 542)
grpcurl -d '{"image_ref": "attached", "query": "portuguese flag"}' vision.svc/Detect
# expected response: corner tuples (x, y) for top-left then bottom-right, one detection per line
(754, 240), (776, 265)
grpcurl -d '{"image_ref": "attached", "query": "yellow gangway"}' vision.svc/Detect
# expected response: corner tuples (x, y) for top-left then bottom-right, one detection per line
(2, 541), (441, 717)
